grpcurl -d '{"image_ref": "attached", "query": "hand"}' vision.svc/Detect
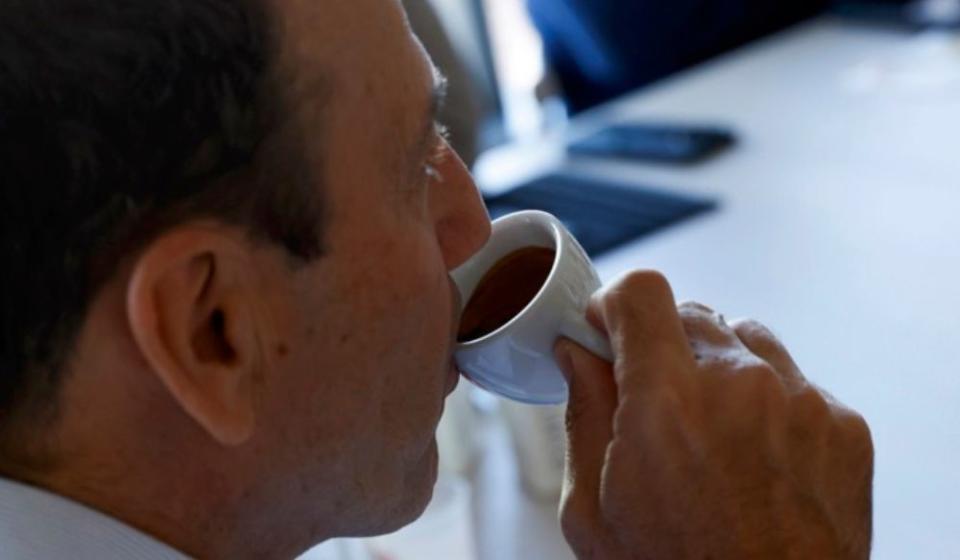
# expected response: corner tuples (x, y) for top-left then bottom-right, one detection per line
(555, 271), (874, 560)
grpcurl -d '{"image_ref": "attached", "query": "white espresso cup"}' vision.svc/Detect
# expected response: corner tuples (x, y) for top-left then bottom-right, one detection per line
(452, 210), (613, 404)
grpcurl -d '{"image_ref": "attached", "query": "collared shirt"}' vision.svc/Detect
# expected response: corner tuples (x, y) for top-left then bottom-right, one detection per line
(0, 476), (189, 559)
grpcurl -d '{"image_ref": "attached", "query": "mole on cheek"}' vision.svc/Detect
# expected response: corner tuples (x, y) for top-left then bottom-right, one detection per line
(276, 343), (290, 357)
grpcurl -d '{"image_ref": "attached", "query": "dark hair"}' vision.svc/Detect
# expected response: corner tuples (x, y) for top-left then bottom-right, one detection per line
(0, 0), (324, 456)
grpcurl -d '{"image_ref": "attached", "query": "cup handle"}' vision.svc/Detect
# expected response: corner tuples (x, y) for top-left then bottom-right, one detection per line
(559, 309), (614, 362)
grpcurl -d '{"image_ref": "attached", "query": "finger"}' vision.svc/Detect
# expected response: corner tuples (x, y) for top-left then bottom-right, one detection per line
(555, 338), (617, 542)
(730, 318), (806, 386)
(590, 271), (695, 393)
(675, 304), (798, 434)
(676, 301), (744, 359)
(584, 295), (607, 335)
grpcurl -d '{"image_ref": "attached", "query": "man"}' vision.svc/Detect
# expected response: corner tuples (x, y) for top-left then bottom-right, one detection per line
(0, 0), (873, 559)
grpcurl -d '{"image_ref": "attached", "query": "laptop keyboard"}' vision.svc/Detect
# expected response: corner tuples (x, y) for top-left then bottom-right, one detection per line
(483, 172), (717, 257)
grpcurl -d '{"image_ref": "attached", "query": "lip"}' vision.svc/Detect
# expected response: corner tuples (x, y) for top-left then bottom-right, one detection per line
(448, 276), (462, 341)
(445, 359), (460, 395)
(445, 276), (463, 396)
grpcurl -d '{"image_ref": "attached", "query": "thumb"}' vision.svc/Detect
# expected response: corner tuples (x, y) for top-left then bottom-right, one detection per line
(555, 338), (617, 537)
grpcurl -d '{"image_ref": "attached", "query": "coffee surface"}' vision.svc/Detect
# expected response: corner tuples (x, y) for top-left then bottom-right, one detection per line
(457, 246), (555, 342)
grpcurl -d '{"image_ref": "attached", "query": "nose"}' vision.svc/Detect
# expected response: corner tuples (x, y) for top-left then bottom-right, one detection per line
(430, 142), (492, 270)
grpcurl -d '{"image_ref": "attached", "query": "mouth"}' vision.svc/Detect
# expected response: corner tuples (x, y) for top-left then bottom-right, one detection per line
(448, 276), (462, 341)
(445, 358), (460, 396)
(446, 276), (463, 396)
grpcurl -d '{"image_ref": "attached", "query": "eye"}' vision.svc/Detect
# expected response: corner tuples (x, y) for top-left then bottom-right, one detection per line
(423, 122), (451, 182)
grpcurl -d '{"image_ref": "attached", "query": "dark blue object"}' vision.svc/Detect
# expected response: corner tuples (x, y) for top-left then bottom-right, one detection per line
(483, 173), (717, 257)
(526, 0), (830, 112)
(568, 124), (736, 164)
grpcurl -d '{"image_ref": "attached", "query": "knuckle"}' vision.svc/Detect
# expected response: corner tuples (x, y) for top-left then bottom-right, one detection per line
(677, 300), (714, 315)
(823, 407), (875, 483)
(610, 270), (673, 306)
(558, 499), (596, 551)
(597, 470), (634, 527)
(790, 385), (832, 420)
(837, 408), (875, 456)
(784, 386), (832, 447)
(732, 318), (778, 345)
(730, 317), (764, 331)
(738, 360), (782, 387)
(604, 437), (639, 485)
(677, 305), (713, 330)
(735, 360), (789, 405)
(679, 305), (733, 349)
(598, 271), (679, 340)
(621, 269), (670, 291)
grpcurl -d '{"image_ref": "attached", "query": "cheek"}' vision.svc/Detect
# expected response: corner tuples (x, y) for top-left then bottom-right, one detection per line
(320, 230), (453, 409)
(255, 228), (452, 516)
(376, 241), (454, 380)
(369, 234), (454, 409)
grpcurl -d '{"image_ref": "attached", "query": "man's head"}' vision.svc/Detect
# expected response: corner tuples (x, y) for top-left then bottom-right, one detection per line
(0, 0), (328, 455)
(0, 0), (489, 556)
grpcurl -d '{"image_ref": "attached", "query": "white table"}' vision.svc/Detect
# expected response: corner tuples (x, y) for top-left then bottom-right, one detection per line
(472, 16), (960, 560)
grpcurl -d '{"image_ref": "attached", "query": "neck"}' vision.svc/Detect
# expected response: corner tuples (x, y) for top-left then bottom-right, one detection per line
(2, 442), (233, 557)
(2, 430), (340, 559)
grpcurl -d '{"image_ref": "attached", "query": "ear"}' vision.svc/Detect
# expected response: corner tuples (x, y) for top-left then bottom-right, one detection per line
(126, 223), (263, 446)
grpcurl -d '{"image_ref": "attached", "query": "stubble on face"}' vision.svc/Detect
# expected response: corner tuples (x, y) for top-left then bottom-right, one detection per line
(247, 0), (462, 542)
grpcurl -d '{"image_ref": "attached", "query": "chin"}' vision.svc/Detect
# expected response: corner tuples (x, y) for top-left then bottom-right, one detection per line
(369, 439), (439, 536)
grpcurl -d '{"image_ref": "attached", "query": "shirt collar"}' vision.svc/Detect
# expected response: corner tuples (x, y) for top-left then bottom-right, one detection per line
(0, 476), (190, 559)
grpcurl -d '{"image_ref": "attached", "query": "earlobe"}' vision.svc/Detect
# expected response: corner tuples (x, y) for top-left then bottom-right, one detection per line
(126, 225), (261, 446)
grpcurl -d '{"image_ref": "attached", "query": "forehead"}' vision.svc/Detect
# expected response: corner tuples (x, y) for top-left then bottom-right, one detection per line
(271, 0), (434, 183)
(273, 0), (431, 126)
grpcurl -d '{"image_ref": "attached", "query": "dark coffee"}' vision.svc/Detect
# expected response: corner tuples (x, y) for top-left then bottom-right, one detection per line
(458, 246), (555, 342)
